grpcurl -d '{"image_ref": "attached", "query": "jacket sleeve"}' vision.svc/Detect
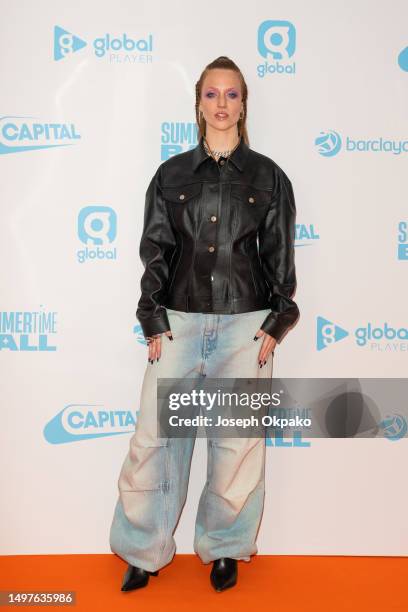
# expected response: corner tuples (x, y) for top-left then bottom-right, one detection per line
(258, 168), (300, 343)
(136, 165), (177, 338)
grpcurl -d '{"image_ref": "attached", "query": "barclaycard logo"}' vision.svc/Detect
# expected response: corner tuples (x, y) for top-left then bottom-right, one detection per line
(0, 115), (80, 155)
(133, 324), (148, 345)
(257, 20), (296, 78)
(315, 130), (342, 157)
(161, 122), (199, 160)
(315, 129), (408, 156)
(53, 25), (153, 60)
(76, 206), (117, 263)
(378, 414), (408, 441)
(398, 46), (408, 71)
(43, 404), (139, 444)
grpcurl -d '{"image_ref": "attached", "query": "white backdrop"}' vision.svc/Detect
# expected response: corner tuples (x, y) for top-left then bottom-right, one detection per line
(1, 0), (408, 557)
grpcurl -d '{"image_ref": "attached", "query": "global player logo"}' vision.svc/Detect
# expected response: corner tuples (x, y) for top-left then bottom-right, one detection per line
(77, 206), (117, 263)
(257, 20), (296, 77)
(317, 316), (349, 351)
(54, 25), (87, 61)
(53, 25), (153, 60)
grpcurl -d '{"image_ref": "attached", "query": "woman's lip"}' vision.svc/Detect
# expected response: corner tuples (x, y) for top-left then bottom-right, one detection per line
(215, 113), (228, 118)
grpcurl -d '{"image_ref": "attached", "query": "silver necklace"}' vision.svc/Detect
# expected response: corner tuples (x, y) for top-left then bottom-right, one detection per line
(203, 138), (239, 160)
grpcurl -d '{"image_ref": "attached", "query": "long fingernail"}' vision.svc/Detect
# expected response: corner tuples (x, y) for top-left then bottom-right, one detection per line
(253, 335), (259, 341)
(259, 361), (262, 368)
(168, 335), (173, 341)
(157, 358), (159, 362)
(263, 360), (266, 366)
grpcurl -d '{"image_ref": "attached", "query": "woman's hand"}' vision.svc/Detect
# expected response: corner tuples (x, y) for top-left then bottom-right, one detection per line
(146, 331), (173, 364)
(254, 329), (277, 368)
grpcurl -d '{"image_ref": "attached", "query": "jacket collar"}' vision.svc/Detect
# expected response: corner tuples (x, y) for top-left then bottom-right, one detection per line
(192, 135), (249, 173)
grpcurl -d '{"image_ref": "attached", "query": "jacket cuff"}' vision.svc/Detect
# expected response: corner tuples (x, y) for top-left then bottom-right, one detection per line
(260, 309), (299, 343)
(136, 307), (171, 338)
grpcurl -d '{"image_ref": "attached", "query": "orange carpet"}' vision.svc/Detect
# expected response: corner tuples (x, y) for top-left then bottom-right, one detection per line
(1, 554), (407, 611)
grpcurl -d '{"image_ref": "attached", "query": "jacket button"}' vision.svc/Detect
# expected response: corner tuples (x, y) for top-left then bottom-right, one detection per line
(210, 215), (217, 222)
(219, 159), (225, 165)
(248, 196), (255, 203)
(208, 245), (215, 253)
(179, 194), (185, 200)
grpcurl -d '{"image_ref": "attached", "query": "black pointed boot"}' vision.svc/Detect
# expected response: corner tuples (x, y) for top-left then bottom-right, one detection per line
(121, 564), (159, 591)
(210, 557), (238, 592)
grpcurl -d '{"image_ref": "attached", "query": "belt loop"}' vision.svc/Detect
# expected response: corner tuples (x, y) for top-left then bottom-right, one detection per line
(186, 295), (190, 311)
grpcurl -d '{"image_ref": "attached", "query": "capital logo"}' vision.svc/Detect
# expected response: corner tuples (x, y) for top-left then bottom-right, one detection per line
(257, 20), (296, 60)
(54, 25), (87, 61)
(0, 115), (81, 155)
(43, 403), (138, 444)
(315, 130), (342, 157)
(398, 46), (408, 72)
(316, 316), (349, 351)
(378, 413), (407, 441)
(295, 223), (320, 246)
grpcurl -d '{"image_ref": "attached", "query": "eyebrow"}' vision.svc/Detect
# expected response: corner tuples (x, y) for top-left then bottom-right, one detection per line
(204, 87), (239, 93)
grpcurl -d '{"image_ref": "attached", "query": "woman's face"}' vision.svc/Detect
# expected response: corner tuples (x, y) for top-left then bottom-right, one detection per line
(199, 68), (243, 136)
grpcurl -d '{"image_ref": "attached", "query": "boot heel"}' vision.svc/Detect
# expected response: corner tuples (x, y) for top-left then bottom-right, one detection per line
(149, 570), (159, 576)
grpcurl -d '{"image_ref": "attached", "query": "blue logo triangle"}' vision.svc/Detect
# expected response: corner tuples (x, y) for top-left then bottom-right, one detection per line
(54, 25), (87, 61)
(316, 315), (349, 351)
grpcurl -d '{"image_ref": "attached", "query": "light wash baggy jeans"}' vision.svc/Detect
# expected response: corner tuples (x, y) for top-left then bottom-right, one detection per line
(109, 307), (273, 572)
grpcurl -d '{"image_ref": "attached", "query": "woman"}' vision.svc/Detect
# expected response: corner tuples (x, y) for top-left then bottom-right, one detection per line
(109, 55), (299, 593)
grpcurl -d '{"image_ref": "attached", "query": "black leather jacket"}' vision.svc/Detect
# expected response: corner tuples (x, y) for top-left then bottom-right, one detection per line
(136, 136), (300, 343)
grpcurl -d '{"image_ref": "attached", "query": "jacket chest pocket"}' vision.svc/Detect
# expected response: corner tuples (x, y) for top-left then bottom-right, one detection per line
(162, 183), (203, 229)
(230, 184), (273, 231)
(162, 183), (203, 206)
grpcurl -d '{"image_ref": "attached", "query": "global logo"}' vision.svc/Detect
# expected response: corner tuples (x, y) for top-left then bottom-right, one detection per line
(53, 25), (153, 61)
(257, 20), (296, 78)
(397, 46), (408, 72)
(0, 115), (81, 155)
(43, 403), (139, 444)
(295, 223), (320, 246)
(314, 130), (342, 157)
(77, 206), (117, 263)
(161, 122), (199, 160)
(378, 413), (407, 441)
(317, 316), (408, 350)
